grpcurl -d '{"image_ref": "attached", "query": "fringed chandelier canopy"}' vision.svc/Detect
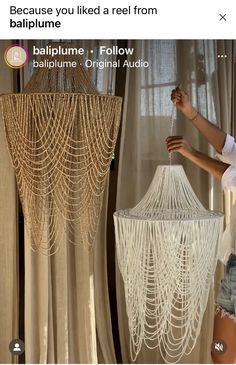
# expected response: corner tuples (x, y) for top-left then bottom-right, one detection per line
(114, 165), (223, 363)
(0, 43), (122, 255)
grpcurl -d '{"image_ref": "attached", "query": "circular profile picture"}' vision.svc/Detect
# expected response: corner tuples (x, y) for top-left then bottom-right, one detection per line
(4, 44), (29, 69)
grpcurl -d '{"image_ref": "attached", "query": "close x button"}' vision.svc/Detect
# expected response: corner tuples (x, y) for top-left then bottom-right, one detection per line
(219, 13), (227, 21)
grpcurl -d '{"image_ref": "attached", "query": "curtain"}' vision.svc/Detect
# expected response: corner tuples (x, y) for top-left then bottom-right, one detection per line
(0, 40), (19, 364)
(116, 40), (235, 363)
(23, 40), (117, 363)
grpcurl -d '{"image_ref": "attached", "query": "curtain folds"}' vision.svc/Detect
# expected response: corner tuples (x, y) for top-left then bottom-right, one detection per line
(0, 40), (19, 364)
(116, 40), (235, 363)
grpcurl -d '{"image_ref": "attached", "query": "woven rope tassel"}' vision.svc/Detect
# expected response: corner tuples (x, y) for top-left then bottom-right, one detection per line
(114, 165), (223, 363)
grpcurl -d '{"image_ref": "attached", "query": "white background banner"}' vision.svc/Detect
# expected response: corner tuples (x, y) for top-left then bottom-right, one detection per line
(1, 0), (236, 39)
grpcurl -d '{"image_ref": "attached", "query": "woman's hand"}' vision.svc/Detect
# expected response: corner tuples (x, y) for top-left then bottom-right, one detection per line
(165, 136), (195, 158)
(166, 136), (229, 180)
(171, 86), (196, 119)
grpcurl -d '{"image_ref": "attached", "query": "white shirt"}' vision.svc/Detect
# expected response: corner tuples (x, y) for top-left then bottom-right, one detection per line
(218, 134), (236, 191)
(217, 133), (236, 262)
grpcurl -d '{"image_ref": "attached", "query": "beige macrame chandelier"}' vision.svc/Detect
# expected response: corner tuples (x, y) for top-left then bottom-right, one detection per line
(114, 164), (223, 363)
(0, 43), (122, 255)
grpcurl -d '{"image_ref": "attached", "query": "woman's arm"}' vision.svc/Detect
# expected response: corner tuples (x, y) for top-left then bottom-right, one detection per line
(171, 87), (226, 153)
(166, 136), (230, 180)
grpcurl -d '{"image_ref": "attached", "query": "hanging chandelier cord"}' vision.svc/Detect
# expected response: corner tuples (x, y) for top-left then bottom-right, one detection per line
(169, 103), (176, 165)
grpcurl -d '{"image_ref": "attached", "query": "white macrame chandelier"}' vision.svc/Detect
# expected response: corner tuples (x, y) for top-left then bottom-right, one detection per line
(114, 164), (223, 362)
(0, 43), (122, 255)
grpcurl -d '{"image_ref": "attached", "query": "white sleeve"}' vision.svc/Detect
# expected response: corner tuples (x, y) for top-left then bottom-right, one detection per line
(216, 134), (236, 164)
(221, 165), (236, 192)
